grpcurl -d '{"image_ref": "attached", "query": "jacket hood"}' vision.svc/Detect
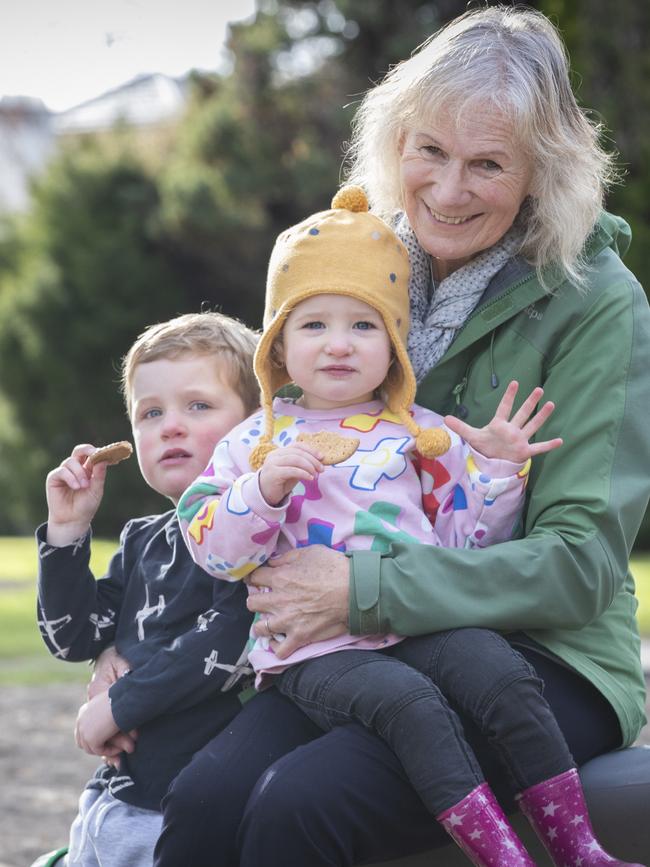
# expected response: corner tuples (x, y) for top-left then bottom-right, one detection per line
(586, 211), (632, 261)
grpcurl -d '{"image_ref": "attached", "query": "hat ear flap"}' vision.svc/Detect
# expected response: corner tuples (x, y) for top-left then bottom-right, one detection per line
(381, 359), (406, 413)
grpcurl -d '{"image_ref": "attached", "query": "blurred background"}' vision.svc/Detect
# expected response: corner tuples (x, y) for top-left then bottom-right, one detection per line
(1, 6), (649, 862)
(0, 0), (648, 540)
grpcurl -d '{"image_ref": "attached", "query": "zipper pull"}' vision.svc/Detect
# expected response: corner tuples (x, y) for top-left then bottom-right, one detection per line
(451, 378), (469, 419)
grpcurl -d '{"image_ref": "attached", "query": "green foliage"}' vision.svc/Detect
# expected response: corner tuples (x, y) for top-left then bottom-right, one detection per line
(0, 536), (118, 685)
(0, 0), (647, 544)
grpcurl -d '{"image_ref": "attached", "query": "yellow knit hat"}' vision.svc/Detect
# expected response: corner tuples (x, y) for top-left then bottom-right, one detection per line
(250, 186), (450, 469)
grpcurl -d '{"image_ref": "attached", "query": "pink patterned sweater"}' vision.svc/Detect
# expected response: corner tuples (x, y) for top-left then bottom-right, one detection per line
(177, 398), (529, 685)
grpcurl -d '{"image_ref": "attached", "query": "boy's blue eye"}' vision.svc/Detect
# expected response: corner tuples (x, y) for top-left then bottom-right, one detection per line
(143, 408), (162, 419)
(191, 401), (211, 411)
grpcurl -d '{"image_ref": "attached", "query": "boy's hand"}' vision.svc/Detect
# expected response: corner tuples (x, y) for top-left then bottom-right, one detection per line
(88, 646), (131, 700)
(75, 691), (136, 758)
(444, 381), (563, 463)
(45, 444), (109, 546)
(259, 443), (324, 506)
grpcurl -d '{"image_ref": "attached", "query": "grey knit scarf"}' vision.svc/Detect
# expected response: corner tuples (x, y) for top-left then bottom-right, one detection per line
(394, 214), (522, 383)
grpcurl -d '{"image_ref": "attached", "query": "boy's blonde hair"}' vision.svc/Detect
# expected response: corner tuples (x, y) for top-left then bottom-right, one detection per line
(121, 312), (260, 418)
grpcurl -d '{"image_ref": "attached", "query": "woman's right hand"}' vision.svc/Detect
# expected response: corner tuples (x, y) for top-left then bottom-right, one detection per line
(45, 443), (108, 546)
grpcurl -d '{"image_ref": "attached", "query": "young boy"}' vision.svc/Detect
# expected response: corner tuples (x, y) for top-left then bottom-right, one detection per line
(35, 312), (260, 867)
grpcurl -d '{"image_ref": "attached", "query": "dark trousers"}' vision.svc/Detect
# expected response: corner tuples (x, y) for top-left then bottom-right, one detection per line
(153, 636), (621, 867)
(276, 628), (575, 816)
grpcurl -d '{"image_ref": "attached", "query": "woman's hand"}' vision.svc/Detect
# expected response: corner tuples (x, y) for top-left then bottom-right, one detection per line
(246, 546), (350, 658)
(444, 381), (563, 462)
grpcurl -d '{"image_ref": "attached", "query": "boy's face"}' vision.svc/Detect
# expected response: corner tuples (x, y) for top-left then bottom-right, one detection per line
(281, 294), (392, 410)
(130, 354), (247, 503)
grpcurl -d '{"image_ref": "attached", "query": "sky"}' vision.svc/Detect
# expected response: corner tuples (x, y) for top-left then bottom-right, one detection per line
(0, 0), (257, 112)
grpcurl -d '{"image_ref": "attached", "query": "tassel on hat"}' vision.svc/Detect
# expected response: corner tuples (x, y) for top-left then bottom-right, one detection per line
(249, 186), (451, 471)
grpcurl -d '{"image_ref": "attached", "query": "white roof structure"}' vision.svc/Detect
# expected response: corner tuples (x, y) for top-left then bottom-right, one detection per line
(0, 74), (187, 213)
(54, 73), (186, 135)
(0, 96), (55, 212)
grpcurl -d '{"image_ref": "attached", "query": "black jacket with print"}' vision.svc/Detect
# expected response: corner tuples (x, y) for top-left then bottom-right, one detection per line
(37, 511), (253, 809)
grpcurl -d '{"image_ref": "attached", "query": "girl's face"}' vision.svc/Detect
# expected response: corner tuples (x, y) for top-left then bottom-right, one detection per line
(399, 105), (532, 280)
(280, 294), (392, 410)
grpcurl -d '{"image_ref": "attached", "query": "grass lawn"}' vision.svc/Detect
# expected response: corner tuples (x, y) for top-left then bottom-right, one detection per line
(1, 537), (649, 686)
(0, 536), (117, 685)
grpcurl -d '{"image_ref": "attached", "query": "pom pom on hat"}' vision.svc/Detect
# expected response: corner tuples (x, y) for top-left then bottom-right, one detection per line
(415, 427), (452, 458)
(395, 408), (451, 459)
(331, 185), (369, 213)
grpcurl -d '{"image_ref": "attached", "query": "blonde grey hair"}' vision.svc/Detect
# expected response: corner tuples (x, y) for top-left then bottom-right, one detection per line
(121, 311), (260, 417)
(345, 5), (617, 289)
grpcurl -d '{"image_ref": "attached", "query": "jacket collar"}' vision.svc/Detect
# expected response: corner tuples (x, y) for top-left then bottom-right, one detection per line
(434, 211), (630, 364)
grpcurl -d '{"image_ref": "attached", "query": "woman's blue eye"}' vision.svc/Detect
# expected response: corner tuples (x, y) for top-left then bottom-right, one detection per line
(481, 160), (502, 172)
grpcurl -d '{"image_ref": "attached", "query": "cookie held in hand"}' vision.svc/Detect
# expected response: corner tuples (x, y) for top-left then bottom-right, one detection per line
(86, 441), (133, 468)
(296, 431), (359, 465)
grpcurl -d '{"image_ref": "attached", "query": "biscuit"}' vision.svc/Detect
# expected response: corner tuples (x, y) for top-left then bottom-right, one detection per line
(296, 431), (359, 465)
(86, 441), (133, 468)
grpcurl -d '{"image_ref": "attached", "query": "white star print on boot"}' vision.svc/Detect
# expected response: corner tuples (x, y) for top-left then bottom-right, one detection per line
(517, 768), (644, 865)
(436, 782), (534, 866)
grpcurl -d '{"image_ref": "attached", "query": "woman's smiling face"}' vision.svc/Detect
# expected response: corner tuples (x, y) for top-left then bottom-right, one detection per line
(399, 105), (532, 279)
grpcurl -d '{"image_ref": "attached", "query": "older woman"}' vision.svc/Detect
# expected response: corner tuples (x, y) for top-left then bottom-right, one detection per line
(153, 6), (650, 866)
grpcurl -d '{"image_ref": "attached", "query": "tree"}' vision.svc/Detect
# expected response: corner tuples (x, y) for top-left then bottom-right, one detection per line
(0, 0), (647, 543)
(0, 143), (184, 532)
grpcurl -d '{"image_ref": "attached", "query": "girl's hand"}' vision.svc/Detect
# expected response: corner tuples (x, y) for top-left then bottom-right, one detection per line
(259, 443), (324, 506)
(45, 444), (109, 546)
(444, 381), (563, 463)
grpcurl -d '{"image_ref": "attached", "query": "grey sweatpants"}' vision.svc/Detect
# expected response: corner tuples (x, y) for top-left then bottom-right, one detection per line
(66, 781), (162, 867)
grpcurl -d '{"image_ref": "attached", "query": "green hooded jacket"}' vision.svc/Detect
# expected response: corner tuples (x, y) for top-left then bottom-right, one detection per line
(349, 212), (650, 747)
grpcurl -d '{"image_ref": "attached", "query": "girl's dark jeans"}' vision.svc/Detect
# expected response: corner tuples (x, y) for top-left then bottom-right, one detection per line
(276, 628), (574, 816)
(153, 631), (620, 867)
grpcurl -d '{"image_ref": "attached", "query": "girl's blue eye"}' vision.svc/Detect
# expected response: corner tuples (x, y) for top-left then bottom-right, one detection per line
(143, 408), (161, 419)
(303, 321), (324, 329)
(354, 321), (376, 330)
(191, 401), (210, 411)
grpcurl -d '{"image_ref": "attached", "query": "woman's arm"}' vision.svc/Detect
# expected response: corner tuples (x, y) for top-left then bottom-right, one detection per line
(248, 269), (650, 657)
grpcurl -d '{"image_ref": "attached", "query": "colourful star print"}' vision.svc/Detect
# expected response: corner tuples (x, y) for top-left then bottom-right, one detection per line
(188, 499), (220, 545)
(296, 518), (346, 551)
(340, 407), (406, 433)
(334, 436), (411, 491)
(353, 501), (421, 553)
